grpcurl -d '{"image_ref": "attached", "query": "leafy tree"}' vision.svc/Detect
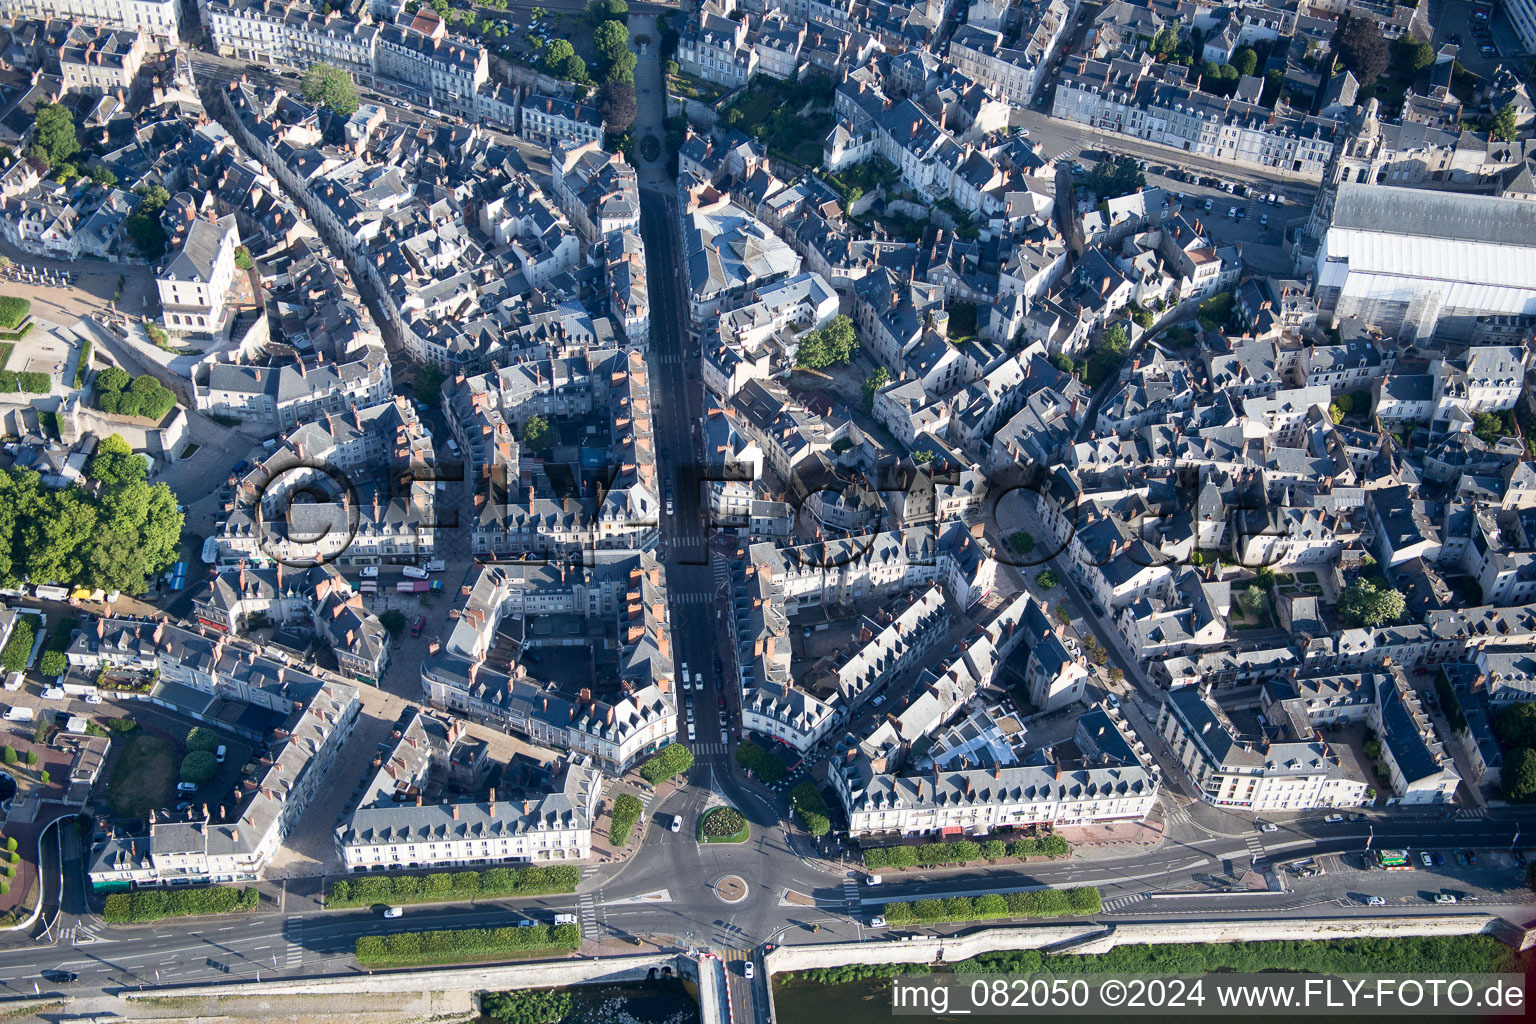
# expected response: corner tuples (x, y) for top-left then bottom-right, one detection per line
(1009, 532), (1036, 556)
(523, 414), (553, 451)
(862, 366), (891, 412)
(180, 750), (218, 783)
(0, 296), (27, 330)
(1239, 586), (1268, 618)
(795, 315), (859, 369)
(1494, 703), (1536, 751)
(1036, 569), (1059, 590)
(1338, 578), (1405, 627)
(1232, 45), (1258, 78)
(1261, 68), (1285, 106)
(1048, 351), (1075, 375)
(1503, 747), (1536, 802)
(22, 749), (36, 766)
(126, 185), (171, 257)
(38, 650), (66, 676)
(597, 80), (637, 134)
(1337, 16), (1389, 87)
(379, 609), (407, 636)
(586, 0), (626, 21)
(300, 63), (360, 117)
(1, 746), (14, 766)
(233, 245), (254, 271)
(1084, 156), (1144, 199)
(87, 434), (146, 488)
(22, 488), (97, 586)
(1473, 410), (1510, 444)
(1490, 102), (1519, 142)
(185, 726), (220, 752)
(593, 19), (631, 66)
(29, 102), (79, 168)
(1393, 37), (1435, 73)
(542, 39), (586, 82)
(413, 364), (445, 406)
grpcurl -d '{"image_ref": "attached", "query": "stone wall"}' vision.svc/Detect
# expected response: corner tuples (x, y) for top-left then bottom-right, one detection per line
(764, 914), (1516, 976)
(125, 952), (684, 1001)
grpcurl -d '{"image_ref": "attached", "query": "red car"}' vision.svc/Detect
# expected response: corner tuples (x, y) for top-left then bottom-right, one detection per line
(410, 615), (426, 637)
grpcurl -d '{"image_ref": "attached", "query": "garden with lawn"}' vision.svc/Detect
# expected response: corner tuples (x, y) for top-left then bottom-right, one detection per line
(698, 805), (749, 843)
(105, 730), (177, 819)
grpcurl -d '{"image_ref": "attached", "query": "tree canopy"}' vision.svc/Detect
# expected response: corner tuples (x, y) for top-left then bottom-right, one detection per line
(0, 448), (182, 594)
(29, 102), (79, 168)
(1338, 578), (1405, 627)
(300, 63), (360, 117)
(795, 315), (858, 369)
(523, 414), (553, 450)
(1085, 156), (1145, 200)
(1490, 102), (1519, 142)
(1337, 16), (1389, 87)
(586, 0), (627, 21)
(597, 80), (637, 134)
(1503, 747), (1536, 802)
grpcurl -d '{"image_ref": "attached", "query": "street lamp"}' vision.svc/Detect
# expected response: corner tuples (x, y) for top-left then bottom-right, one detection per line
(1364, 825), (1374, 852)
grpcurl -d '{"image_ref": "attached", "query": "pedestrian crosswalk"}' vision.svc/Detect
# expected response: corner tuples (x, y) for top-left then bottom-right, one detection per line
(842, 878), (861, 906)
(673, 592), (716, 605)
(578, 892), (600, 938)
(1454, 807), (1489, 820)
(692, 741), (728, 755)
(1244, 834), (1265, 859)
(1101, 892), (1151, 913)
(712, 560), (731, 590)
(285, 915), (304, 968)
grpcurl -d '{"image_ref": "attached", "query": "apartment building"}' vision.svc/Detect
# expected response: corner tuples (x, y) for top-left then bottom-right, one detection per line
(80, 621), (360, 888)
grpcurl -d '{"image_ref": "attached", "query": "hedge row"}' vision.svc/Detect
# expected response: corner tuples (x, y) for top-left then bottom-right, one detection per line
(609, 792), (642, 847)
(639, 742), (694, 784)
(0, 369), (49, 393)
(790, 782), (830, 837)
(103, 886), (258, 923)
(325, 865), (579, 908)
(0, 322), (33, 343)
(952, 935), (1523, 976)
(863, 835), (1069, 869)
(881, 886), (1101, 925)
(355, 922), (580, 966)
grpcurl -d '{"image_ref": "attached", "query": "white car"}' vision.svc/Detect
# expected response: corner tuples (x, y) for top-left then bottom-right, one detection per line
(670, 815), (684, 833)
(871, 915), (887, 927)
(1324, 814), (1344, 824)
(1366, 896), (1386, 906)
(867, 874), (883, 886)
(744, 963), (755, 979)
(360, 566), (380, 578)
(83, 694), (102, 705)
(383, 907), (403, 919)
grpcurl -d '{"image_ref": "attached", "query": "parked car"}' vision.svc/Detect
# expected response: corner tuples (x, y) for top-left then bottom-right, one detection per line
(1324, 814), (1345, 823)
(83, 693), (103, 705)
(41, 970), (77, 984)
(871, 915), (887, 927)
(1366, 895), (1386, 906)
(1258, 823), (1279, 833)
(1434, 893), (1458, 904)
(1467, 850), (1478, 865)
(1420, 851), (1434, 867)
(1433, 852), (1444, 866)
(177, 781), (199, 793)
(360, 566), (379, 578)
(867, 874), (883, 886)
(384, 907), (404, 919)
(215, 744), (227, 763)
(516, 919), (537, 927)
(411, 615), (426, 638)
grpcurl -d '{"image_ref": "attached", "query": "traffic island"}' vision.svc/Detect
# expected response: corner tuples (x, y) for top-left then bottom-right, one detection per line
(713, 875), (748, 904)
(698, 806), (749, 844)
